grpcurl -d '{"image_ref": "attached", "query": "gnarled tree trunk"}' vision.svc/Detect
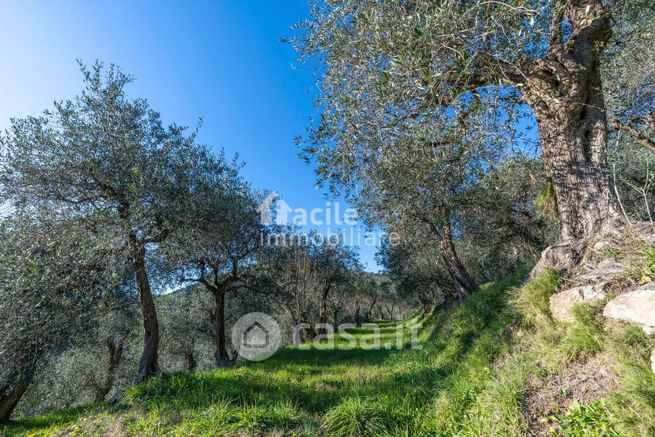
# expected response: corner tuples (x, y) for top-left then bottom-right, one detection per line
(352, 300), (361, 327)
(185, 351), (197, 372)
(131, 235), (160, 383)
(0, 382), (29, 424)
(317, 280), (332, 336)
(524, 0), (618, 275)
(439, 224), (477, 299)
(0, 364), (36, 423)
(364, 298), (377, 323)
(332, 307), (340, 331)
(94, 336), (125, 402)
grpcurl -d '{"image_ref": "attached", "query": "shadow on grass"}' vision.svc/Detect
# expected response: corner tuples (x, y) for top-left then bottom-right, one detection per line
(0, 404), (104, 436)
(4, 269), (528, 435)
(263, 346), (398, 367)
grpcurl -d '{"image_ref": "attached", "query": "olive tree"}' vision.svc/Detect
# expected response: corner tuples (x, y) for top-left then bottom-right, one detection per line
(162, 182), (262, 367)
(294, 0), (655, 274)
(308, 235), (359, 332)
(342, 125), (494, 297)
(456, 156), (558, 279)
(261, 237), (320, 333)
(0, 212), (115, 422)
(377, 233), (452, 308)
(259, 229), (358, 338)
(0, 62), (224, 382)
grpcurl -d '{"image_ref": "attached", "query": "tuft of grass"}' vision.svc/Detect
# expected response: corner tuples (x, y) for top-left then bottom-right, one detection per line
(639, 245), (655, 282)
(512, 268), (561, 329)
(605, 326), (655, 436)
(620, 325), (650, 349)
(0, 405), (104, 437)
(321, 397), (389, 436)
(461, 356), (531, 436)
(535, 184), (558, 220)
(560, 304), (606, 362)
(602, 245), (622, 261)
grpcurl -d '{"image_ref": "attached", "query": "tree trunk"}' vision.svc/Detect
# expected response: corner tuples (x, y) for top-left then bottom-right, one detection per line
(317, 281), (332, 335)
(0, 382), (29, 424)
(130, 234), (160, 383)
(365, 298), (378, 322)
(439, 224), (477, 299)
(526, 74), (612, 242)
(213, 288), (231, 367)
(95, 337), (125, 402)
(524, 0), (617, 274)
(332, 307), (340, 330)
(0, 365), (35, 423)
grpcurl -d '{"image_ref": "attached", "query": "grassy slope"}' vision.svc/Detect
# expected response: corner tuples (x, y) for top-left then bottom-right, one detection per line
(3, 266), (655, 436)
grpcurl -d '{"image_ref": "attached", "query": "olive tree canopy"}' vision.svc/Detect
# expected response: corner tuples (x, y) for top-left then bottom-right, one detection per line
(0, 62), (233, 383)
(294, 0), (655, 273)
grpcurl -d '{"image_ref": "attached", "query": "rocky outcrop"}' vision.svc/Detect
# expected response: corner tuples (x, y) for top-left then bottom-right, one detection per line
(548, 257), (624, 322)
(603, 282), (655, 334)
(630, 222), (655, 246)
(550, 284), (608, 322)
(575, 259), (624, 284)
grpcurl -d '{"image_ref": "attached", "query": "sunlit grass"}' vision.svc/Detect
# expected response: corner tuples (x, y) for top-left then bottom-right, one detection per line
(5, 265), (653, 436)
(2, 269), (527, 436)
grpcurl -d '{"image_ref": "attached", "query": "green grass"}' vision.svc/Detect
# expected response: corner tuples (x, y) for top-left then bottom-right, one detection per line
(560, 303), (606, 362)
(492, 267), (655, 436)
(3, 265), (655, 436)
(640, 245), (655, 281)
(550, 400), (618, 437)
(511, 267), (560, 328)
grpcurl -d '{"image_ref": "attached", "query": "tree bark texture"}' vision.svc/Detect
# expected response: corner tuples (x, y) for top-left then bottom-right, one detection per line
(131, 234), (160, 383)
(524, 0), (615, 244)
(439, 224), (477, 299)
(94, 337), (125, 402)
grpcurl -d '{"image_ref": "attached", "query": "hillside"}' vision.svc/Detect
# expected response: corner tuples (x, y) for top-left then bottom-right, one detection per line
(3, 266), (653, 436)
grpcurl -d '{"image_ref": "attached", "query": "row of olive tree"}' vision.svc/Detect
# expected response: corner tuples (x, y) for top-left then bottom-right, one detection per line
(0, 62), (388, 421)
(376, 156), (559, 303)
(0, 62), (260, 421)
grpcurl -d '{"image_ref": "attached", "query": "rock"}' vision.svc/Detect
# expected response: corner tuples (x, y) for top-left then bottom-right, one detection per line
(631, 222), (655, 245)
(577, 259), (624, 283)
(603, 282), (655, 333)
(531, 240), (586, 279)
(550, 284), (608, 323)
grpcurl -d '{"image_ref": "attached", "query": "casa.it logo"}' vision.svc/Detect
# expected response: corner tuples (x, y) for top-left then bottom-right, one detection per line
(231, 312), (281, 361)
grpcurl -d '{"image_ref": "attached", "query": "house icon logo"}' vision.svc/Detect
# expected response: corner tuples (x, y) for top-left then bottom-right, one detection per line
(243, 321), (269, 348)
(257, 191), (292, 226)
(232, 312), (281, 361)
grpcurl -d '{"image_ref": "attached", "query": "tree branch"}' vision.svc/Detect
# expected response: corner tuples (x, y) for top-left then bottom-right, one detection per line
(610, 120), (655, 152)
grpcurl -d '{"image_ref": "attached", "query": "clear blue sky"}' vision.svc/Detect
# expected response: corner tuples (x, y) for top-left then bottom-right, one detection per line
(0, 0), (382, 271)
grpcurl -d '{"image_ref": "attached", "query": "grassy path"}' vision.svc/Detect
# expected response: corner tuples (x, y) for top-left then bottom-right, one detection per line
(2, 271), (526, 436)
